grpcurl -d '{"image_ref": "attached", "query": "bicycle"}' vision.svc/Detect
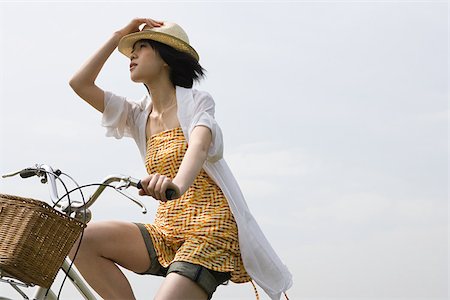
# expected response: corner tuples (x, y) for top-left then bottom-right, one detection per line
(0, 163), (176, 300)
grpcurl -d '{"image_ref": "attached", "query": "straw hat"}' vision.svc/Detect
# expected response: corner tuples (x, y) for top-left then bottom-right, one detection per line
(118, 21), (200, 61)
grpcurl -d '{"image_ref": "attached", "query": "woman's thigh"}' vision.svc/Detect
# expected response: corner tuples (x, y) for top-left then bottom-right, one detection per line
(154, 272), (208, 300)
(77, 220), (152, 274)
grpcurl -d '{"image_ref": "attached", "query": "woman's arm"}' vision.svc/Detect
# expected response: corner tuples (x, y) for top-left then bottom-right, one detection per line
(139, 125), (212, 201)
(69, 18), (163, 113)
(172, 125), (212, 193)
(68, 34), (119, 113)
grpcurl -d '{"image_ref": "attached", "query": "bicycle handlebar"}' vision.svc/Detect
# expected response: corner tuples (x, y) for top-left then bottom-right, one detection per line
(1, 164), (177, 217)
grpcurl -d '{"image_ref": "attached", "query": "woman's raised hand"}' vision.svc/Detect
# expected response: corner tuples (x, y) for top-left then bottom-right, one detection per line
(115, 18), (164, 38)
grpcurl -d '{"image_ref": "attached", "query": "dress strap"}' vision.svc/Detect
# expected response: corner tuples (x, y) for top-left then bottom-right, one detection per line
(250, 280), (260, 300)
(284, 292), (290, 299)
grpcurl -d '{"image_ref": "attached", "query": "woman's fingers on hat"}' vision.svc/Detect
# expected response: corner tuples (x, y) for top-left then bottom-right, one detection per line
(145, 18), (163, 27)
(117, 18), (147, 36)
(131, 18), (149, 26)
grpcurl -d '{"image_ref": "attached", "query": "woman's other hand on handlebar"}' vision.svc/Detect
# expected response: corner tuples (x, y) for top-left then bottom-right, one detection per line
(115, 18), (164, 38)
(138, 173), (181, 202)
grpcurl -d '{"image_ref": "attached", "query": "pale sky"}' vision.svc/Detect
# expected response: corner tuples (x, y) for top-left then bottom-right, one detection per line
(0, 1), (448, 300)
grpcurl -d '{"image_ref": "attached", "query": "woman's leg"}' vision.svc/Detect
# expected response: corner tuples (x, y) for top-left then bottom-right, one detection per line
(67, 220), (152, 300)
(154, 272), (208, 300)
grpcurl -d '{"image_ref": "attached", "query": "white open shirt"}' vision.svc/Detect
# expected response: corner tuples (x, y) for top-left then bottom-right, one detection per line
(101, 85), (293, 299)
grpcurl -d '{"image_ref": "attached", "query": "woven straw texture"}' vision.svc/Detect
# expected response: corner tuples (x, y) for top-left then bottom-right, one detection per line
(0, 193), (86, 288)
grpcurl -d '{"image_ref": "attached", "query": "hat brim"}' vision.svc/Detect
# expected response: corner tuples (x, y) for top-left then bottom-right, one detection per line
(118, 31), (200, 61)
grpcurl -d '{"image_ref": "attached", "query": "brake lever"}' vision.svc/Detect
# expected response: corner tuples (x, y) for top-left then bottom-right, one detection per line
(115, 179), (131, 190)
(114, 189), (147, 214)
(114, 178), (147, 214)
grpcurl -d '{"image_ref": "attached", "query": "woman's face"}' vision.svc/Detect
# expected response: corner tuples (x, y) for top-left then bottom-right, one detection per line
(129, 40), (167, 84)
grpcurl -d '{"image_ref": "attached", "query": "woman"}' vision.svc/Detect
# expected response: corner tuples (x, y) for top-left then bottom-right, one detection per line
(68, 18), (292, 300)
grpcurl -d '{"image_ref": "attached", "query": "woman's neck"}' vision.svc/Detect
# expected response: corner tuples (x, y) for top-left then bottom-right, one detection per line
(146, 80), (177, 114)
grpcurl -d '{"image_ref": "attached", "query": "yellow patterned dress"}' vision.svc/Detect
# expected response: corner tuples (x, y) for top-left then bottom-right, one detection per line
(142, 126), (251, 284)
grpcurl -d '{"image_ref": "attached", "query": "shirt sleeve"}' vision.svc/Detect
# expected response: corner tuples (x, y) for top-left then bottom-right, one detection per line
(190, 91), (224, 163)
(101, 90), (142, 139)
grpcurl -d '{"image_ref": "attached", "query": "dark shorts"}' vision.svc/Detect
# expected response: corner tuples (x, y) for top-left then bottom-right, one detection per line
(133, 222), (231, 299)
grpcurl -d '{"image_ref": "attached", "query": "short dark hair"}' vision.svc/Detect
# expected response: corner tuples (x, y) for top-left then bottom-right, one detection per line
(140, 39), (206, 88)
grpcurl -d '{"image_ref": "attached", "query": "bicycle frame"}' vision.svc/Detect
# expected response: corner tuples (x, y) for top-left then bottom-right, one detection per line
(31, 259), (96, 300)
(1, 164), (147, 300)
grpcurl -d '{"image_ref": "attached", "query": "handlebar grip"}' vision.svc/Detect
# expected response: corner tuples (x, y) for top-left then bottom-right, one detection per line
(165, 189), (176, 200)
(137, 180), (177, 200)
(20, 168), (37, 178)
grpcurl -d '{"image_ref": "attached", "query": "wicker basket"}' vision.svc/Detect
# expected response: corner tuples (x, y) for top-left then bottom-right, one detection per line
(0, 193), (86, 288)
